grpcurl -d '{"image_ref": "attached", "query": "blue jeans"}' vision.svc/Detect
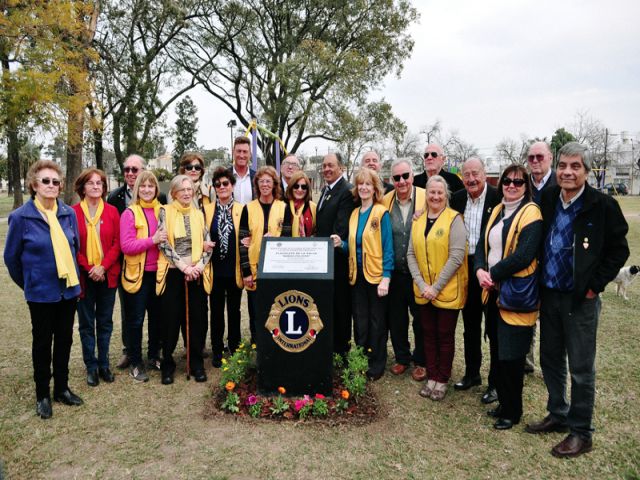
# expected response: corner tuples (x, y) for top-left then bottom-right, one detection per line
(540, 288), (601, 440)
(77, 278), (116, 371)
(123, 272), (161, 366)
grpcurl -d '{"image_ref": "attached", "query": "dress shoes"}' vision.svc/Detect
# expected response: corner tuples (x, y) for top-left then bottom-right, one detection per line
(525, 415), (569, 434)
(551, 434), (593, 458)
(212, 356), (222, 368)
(481, 387), (498, 404)
(367, 371), (384, 382)
(53, 389), (84, 406)
(411, 366), (427, 382)
(116, 353), (130, 370)
(494, 418), (516, 430)
(161, 373), (174, 385)
(487, 406), (502, 418)
(36, 398), (52, 419)
(99, 367), (115, 383)
(194, 370), (207, 383)
(390, 364), (408, 375)
(454, 375), (481, 391)
(87, 370), (99, 387)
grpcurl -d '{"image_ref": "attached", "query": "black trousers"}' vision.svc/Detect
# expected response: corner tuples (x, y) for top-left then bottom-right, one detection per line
(387, 271), (424, 366)
(461, 255), (484, 378)
(210, 276), (242, 356)
(333, 254), (352, 355)
(496, 356), (527, 423)
(160, 269), (206, 375)
(352, 272), (388, 377)
(28, 298), (77, 400)
(486, 293), (499, 390)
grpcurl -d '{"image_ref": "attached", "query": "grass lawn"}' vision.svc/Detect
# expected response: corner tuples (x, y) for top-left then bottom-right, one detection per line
(0, 199), (639, 479)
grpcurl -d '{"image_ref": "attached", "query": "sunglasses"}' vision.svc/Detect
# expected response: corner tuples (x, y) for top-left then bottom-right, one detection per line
(502, 178), (526, 187)
(37, 177), (61, 187)
(214, 180), (231, 188)
(293, 184), (309, 190)
(184, 164), (203, 172)
(392, 172), (411, 182)
(527, 154), (545, 163)
(424, 151), (439, 159)
(123, 166), (140, 174)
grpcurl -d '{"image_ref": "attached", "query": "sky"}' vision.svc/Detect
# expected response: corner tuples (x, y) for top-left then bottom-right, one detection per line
(176, 0), (640, 159)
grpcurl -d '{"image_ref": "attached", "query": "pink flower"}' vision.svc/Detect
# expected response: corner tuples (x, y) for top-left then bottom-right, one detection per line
(245, 394), (258, 406)
(315, 393), (325, 400)
(294, 399), (306, 412)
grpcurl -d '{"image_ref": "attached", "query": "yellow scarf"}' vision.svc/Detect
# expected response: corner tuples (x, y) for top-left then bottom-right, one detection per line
(139, 198), (161, 219)
(172, 201), (204, 263)
(34, 197), (79, 288)
(80, 199), (104, 266)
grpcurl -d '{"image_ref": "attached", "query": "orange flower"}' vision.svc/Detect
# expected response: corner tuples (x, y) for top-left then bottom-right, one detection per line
(278, 386), (286, 394)
(341, 390), (350, 400)
(225, 381), (236, 391)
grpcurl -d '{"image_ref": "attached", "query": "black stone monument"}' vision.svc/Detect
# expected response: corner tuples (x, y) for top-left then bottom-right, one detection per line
(256, 237), (334, 396)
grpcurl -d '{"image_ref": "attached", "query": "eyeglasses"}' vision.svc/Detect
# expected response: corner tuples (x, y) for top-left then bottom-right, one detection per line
(124, 166), (140, 174)
(176, 187), (193, 193)
(392, 172), (411, 182)
(37, 177), (61, 187)
(293, 183), (308, 190)
(85, 181), (103, 187)
(282, 161), (300, 168)
(527, 154), (545, 163)
(424, 152), (439, 159)
(214, 180), (231, 188)
(258, 179), (273, 185)
(502, 178), (526, 187)
(184, 164), (203, 172)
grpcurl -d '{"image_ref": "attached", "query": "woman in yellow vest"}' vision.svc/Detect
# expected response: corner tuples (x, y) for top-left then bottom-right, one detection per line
(157, 175), (213, 385)
(407, 175), (468, 401)
(474, 164), (542, 430)
(239, 166), (291, 344)
(331, 168), (394, 381)
(284, 171), (316, 237)
(203, 167), (244, 368)
(119, 171), (167, 383)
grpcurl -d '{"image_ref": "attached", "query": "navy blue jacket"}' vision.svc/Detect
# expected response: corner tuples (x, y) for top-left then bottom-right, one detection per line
(4, 199), (81, 302)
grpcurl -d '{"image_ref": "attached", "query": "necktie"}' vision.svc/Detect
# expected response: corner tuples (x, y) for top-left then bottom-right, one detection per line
(319, 186), (331, 210)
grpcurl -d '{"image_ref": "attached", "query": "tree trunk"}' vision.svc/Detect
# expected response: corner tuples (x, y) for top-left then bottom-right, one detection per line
(7, 126), (22, 208)
(64, 107), (84, 204)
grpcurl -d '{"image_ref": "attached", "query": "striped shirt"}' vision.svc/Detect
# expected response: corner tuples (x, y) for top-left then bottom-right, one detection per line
(463, 184), (487, 255)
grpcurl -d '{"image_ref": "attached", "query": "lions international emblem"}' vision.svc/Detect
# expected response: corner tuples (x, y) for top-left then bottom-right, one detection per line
(369, 217), (380, 232)
(435, 227), (445, 238)
(265, 290), (324, 353)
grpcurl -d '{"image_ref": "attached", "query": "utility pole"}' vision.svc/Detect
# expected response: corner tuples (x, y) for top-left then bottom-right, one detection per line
(601, 128), (608, 189)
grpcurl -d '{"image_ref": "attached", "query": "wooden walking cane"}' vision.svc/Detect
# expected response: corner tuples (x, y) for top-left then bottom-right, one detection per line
(185, 278), (190, 380)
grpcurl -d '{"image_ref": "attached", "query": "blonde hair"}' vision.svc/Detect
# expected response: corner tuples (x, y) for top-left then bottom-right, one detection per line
(169, 174), (195, 200)
(351, 168), (384, 204)
(425, 175), (451, 209)
(131, 171), (160, 204)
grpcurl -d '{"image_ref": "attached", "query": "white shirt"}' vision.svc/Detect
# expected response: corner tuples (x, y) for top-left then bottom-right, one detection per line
(560, 184), (585, 210)
(233, 166), (253, 205)
(532, 169), (553, 191)
(463, 183), (487, 255)
(318, 177), (342, 209)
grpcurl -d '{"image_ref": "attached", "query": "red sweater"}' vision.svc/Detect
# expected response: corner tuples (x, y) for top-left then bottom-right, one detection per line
(72, 202), (121, 293)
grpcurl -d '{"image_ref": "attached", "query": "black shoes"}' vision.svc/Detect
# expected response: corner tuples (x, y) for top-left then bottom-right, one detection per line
(54, 389), (84, 406)
(194, 370), (207, 383)
(161, 372), (174, 385)
(481, 387), (498, 404)
(454, 375), (481, 391)
(99, 367), (115, 383)
(87, 370), (99, 387)
(487, 406), (502, 418)
(494, 418), (517, 430)
(36, 398), (52, 419)
(212, 356), (223, 368)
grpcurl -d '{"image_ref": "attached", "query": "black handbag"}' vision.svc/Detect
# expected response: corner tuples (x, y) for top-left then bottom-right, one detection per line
(498, 273), (539, 312)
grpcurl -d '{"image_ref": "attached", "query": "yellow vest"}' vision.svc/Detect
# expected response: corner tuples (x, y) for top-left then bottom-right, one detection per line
(156, 204), (212, 296)
(481, 202), (542, 326)
(382, 187), (426, 212)
(348, 203), (388, 285)
(121, 205), (152, 294)
(204, 200), (244, 289)
(411, 207), (468, 309)
(245, 199), (287, 291)
(289, 200), (317, 237)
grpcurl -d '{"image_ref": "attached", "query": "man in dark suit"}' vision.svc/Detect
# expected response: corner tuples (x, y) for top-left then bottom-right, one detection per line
(361, 150), (394, 193)
(414, 143), (465, 193)
(229, 136), (256, 204)
(450, 157), (500, 404)
(316, 153), (355, 355)
(524, 141), (558, 373)
(107, 154), (166, 369)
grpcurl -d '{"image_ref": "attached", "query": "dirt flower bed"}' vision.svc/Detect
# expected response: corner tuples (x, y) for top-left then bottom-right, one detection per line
(204, 342), (381, 425)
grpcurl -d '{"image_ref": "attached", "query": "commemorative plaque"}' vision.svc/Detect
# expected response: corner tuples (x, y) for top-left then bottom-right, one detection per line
(256, 238), (334, 396)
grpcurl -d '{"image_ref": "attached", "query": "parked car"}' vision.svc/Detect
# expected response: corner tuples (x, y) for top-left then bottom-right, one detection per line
(603, 183), (629, 195)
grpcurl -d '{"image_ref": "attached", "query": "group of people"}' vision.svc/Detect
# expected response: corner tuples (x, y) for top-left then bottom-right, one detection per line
(4, 135), (629, 459)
